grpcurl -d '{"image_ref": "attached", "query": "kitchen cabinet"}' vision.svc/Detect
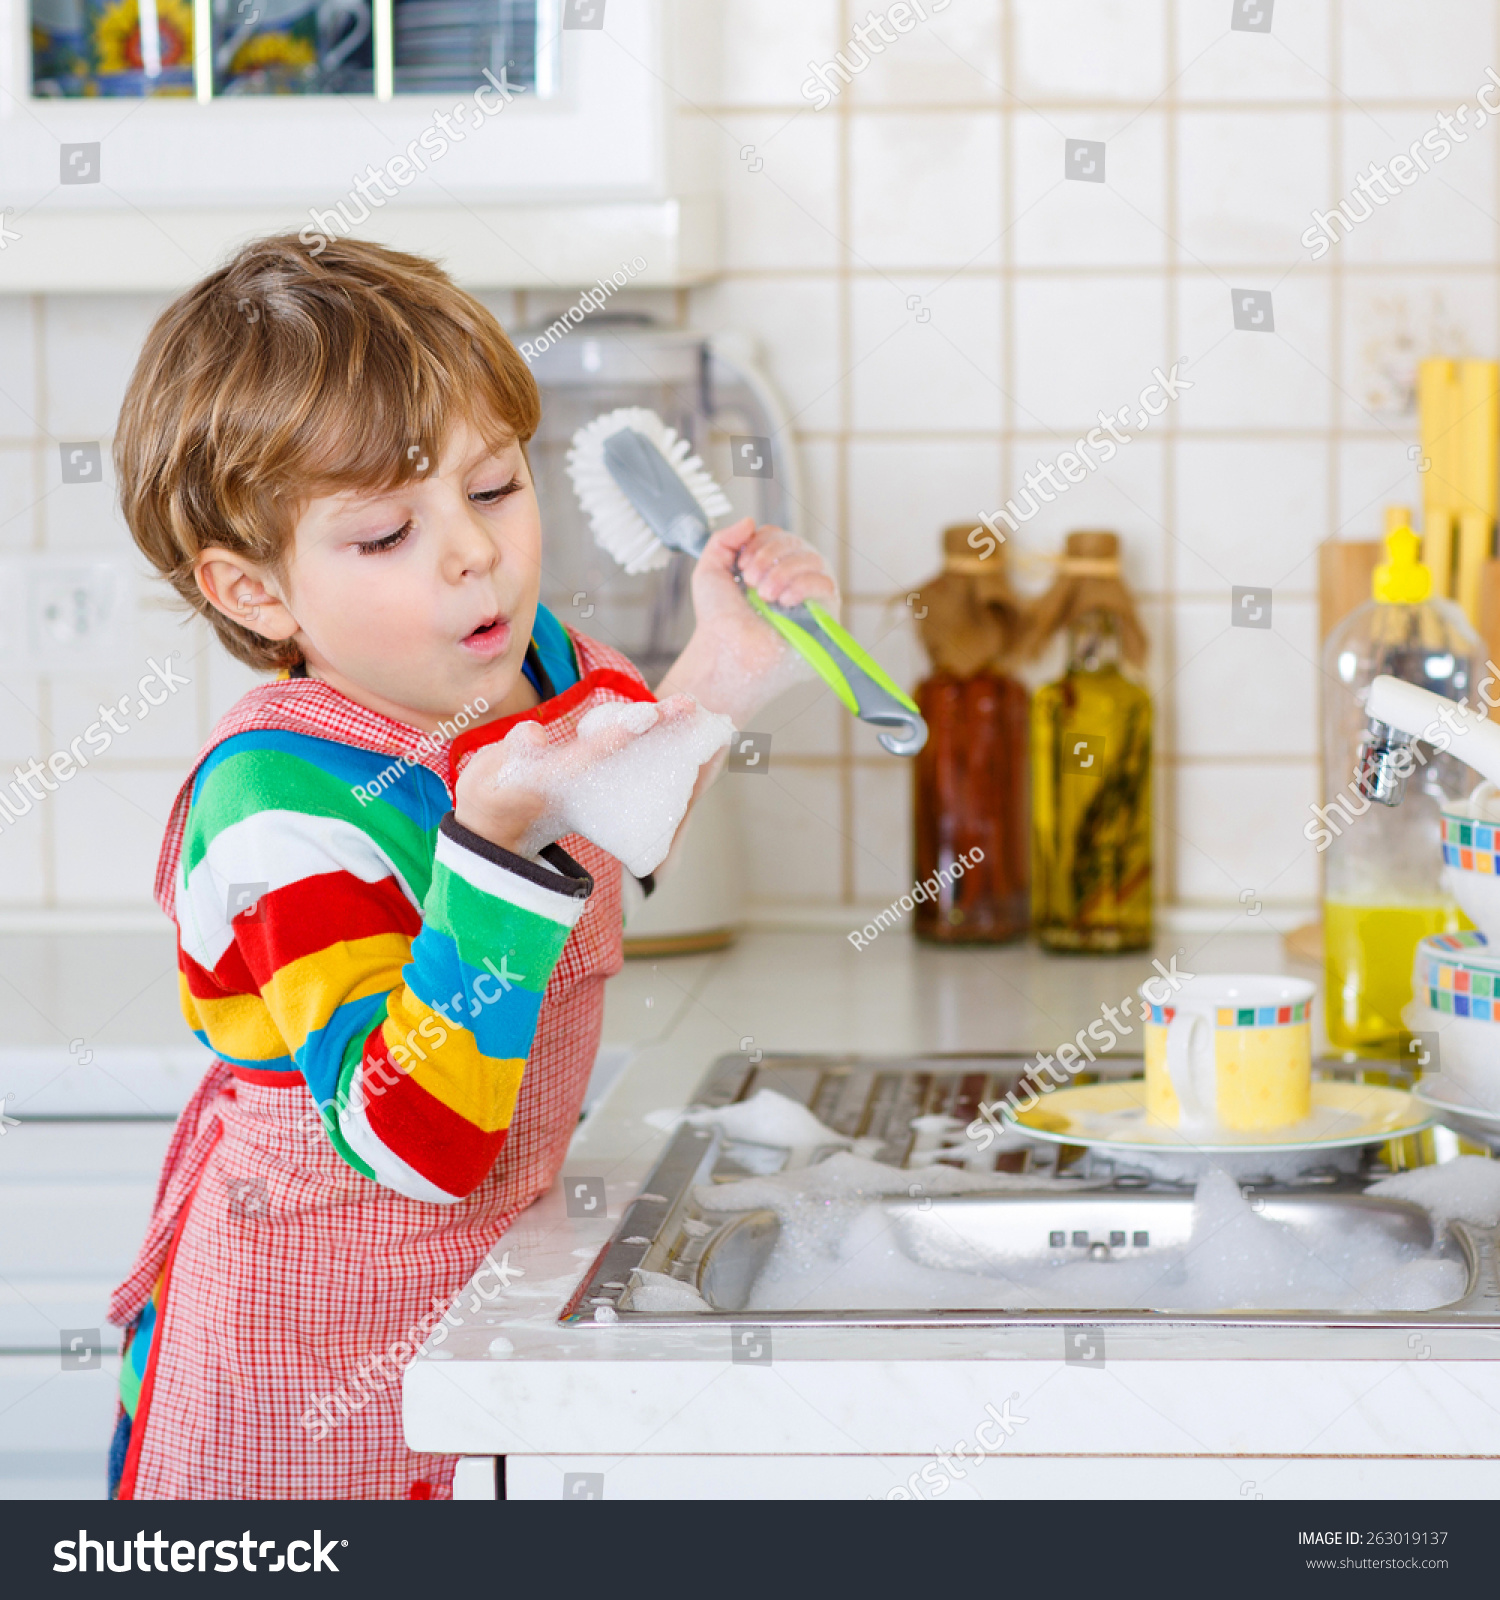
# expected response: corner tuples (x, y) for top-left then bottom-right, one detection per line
(0, 1037), (202, 1499)
(0, 0), (716, 289)
(0, 1120), (177, 1499)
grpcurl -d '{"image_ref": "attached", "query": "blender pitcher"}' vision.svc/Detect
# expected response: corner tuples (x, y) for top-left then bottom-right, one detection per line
(523, 319), (803, 954)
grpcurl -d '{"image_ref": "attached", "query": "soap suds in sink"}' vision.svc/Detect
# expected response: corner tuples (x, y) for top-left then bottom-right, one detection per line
(696, 1158), (1469, 1315)
(1365, 1155), (1500, 1230)
(682, 1089), (851, 1150)
(626, 1270), (713, 1313)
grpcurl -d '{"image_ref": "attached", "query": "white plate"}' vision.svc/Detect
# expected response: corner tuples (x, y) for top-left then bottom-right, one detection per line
(1412, 1074), (1500, 1150)
(1008, 1080), (1431, 1155)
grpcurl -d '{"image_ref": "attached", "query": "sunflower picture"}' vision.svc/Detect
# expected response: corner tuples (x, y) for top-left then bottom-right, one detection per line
(229, 29), (318, 77)
(92, 0), (193, 74)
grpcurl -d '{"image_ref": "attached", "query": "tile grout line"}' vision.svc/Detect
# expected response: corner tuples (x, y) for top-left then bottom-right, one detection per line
(682, 96), (1491, 116)
(787, 424), (1416, 439)
(1000, 0), (1015, 530)
(195, 613), (212, 750)
(1322, 0), (1345, 914)
(1162, 0), (1180, 909)
(28, 294), (44, 560)
(837, 0), (855, 909)
(0, 751), (1325, 771)
(33, 290), (55, 912)
(580, 262), (1500, 279)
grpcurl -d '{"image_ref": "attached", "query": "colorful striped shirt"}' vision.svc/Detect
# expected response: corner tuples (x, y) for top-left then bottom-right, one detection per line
(172, 608), (595, 1204)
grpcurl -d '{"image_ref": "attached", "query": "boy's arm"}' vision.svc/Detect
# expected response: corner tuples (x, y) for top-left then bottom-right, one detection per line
(331, 817), (590, 1200)
(652, 517), (838, 869)
(176, 738), (588, 1203)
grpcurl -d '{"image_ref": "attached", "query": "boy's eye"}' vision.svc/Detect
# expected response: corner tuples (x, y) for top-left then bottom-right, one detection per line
(354, 521), (412, 556)
(470, 475), (523, 505)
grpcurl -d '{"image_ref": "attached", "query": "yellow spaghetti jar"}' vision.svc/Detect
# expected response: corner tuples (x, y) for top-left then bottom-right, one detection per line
(1319, 526), (1478, 1055)
(1028, 532), (1151, 953)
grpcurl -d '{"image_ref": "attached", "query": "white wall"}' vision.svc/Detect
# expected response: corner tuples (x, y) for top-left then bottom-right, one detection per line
(1, 0), (1495, 922)
(682, 0), (1498, 922)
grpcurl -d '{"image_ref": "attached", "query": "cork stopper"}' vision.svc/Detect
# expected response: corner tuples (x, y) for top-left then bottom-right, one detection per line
(913, 524), (1027, 676)
(1022, 529), (1148, 664)
(1058, 529), (1123, 578)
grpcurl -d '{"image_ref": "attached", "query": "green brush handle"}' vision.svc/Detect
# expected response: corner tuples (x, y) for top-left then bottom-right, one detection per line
(744, 589), (927, 756)
(592, 422), (926, 753)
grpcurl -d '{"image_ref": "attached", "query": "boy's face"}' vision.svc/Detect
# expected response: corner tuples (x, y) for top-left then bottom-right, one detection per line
(260, 418), (543, 731)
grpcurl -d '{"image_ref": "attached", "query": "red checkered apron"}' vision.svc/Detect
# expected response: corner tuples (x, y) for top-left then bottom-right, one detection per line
(109, 631), (653, 1500)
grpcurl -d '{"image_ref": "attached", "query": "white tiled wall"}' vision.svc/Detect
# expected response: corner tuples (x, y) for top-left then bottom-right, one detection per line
(3, 0), (1498, 923)
(0, 291), (515, 910)
(681, 0), (1500, 920)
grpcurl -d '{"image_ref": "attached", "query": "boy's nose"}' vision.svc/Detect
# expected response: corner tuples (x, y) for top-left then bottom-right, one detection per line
(442, 513), (500, 581)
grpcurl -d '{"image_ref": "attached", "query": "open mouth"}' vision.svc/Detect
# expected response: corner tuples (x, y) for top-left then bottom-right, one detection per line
(460, 614), (510, 656)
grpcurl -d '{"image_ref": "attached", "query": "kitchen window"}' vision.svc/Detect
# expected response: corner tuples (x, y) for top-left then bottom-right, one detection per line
(28, 0), (559, 101)
(3, 0), (710, 293)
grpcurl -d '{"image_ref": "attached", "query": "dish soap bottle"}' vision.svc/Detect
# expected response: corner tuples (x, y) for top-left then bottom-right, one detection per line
(911, 524), (1030, 943)
(1027, 531), (1152, 952)
(1321, 520), (1479, 1056)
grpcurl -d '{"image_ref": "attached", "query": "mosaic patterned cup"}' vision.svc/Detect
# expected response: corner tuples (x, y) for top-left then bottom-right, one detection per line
(1142, 974), (1314, 1131)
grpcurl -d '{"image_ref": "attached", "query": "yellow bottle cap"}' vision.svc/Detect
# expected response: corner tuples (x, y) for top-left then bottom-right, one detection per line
(1373, 525), (1432, 604)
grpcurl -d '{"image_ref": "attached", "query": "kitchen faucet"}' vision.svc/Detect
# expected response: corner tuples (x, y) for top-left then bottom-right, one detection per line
(1355, 675), (1500, 805)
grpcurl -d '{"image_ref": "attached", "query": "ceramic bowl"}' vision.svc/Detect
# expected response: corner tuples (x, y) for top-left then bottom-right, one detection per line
(1407, 930), (1500, 1112)
(1440, 791), (1500, 936)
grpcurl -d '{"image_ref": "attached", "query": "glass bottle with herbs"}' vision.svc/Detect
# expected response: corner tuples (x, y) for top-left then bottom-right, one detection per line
(910, 525), (1030, 943)
(1027, 530), (1152, 952)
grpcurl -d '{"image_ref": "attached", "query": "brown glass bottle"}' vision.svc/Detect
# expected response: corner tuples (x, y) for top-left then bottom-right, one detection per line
(913, 670), (1030, 942)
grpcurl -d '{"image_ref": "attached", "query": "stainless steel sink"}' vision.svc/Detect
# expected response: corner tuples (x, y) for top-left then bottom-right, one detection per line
(561, 1053), (1500, 1355)
(688, 1190), (1458, 1310)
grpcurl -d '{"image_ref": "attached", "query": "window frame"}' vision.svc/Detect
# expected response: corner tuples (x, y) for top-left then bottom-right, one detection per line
(22, 0), (561, 104)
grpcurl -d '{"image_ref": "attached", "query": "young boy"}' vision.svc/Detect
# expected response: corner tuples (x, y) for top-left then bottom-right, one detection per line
(106, 235), (835, 1499)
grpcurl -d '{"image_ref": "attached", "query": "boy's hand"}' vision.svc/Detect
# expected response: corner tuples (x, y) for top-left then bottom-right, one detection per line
(454, 726), (551, 854)
(660, 518), (839, 724)
(453, 697), (701, 857)
(696, 516), (837, 640)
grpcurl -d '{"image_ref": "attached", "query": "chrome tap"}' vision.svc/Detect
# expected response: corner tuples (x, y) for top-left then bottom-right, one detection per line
(1353, 718), (1419, 806)
(1354, 675), (1500, 805)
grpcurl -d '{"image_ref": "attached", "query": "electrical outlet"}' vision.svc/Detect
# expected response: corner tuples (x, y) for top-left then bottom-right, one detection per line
(25, 558), (131, 670)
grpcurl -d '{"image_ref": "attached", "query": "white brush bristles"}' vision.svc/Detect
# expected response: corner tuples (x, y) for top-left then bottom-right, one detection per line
(566, 406), (735, 576)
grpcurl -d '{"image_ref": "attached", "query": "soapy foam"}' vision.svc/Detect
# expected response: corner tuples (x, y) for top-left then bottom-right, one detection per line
(1366, 1155), (1500, 1229)
(697, 1156), (1467, 1314)
(490, 696), (733, 877)
(626, 1270), (713, 1313)
(695, 1151), (1100, 1289)
(682, 1088), (852, 1150)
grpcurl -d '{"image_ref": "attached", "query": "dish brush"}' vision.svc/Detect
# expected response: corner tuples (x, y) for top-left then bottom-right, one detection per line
(566, 407), (927, 756)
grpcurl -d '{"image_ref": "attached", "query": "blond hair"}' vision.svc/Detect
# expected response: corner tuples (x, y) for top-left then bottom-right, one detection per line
(115, 234), (540, 670)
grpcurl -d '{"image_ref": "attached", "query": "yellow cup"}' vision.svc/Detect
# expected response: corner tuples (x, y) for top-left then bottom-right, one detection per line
(1142, 975), (1314, 1131)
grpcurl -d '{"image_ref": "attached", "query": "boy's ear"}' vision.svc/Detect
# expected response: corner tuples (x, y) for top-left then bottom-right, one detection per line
(194, 550), (301, 643)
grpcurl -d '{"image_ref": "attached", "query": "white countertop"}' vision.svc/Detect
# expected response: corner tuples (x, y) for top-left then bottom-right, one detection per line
(402, 926), (1500, 1491)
